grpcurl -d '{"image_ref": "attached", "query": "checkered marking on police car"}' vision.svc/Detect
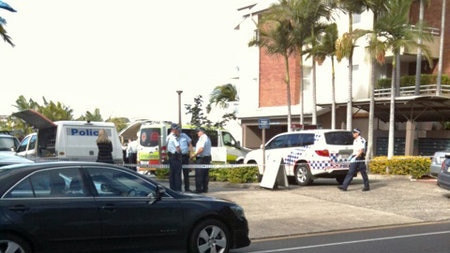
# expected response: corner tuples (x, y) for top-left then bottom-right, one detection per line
(285, 148), (349, 170)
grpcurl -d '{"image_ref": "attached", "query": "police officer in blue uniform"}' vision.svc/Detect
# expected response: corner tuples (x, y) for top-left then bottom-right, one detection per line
(167, 124), (182, 191)
(190, 127), (212, 193)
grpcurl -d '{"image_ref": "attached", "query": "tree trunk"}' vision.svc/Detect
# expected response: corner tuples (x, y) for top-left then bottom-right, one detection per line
(414, 0), (424, 95)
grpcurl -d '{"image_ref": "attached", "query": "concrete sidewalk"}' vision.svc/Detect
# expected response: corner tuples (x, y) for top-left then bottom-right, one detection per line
(201, 174), (450, 240)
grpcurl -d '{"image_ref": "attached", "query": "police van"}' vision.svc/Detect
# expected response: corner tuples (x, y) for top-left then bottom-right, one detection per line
(119, 121), (250, 171)
(14, 110), (123, 163)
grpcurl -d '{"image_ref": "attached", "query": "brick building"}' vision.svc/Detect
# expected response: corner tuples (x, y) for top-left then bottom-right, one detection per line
(234, 0), (450, 156)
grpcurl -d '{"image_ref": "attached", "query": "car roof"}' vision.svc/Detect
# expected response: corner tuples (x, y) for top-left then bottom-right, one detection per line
(0, 134), (17, 138)
(275, 129), (351, 136)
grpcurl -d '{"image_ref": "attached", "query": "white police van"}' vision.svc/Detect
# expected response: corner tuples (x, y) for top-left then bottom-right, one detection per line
(14, 110), (123, 163)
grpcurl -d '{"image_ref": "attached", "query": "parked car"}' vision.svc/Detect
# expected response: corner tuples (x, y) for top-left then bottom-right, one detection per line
(437, 153), (450, 191)
(0, 153), (33, 167)
(0, 133), (20, 154)
(244, 129), (354, 185)
(0, 162), (250, 253)
(430, 150), (450, 177)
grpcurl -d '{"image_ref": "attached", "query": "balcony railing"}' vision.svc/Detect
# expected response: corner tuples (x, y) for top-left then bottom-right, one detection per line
(374, 84), (450, 98)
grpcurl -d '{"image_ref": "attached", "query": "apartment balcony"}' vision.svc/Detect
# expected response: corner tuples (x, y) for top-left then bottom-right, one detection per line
(374, 84), (450, 98)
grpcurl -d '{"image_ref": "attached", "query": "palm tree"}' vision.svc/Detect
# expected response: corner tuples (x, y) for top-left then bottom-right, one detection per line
(308, 23), (339, 129)
(436, 0), (447, 95)
(207, 83), (239, 113)
(335, 0), (367, 131)
(273, 0), (332, 126)
(249, 3), (295, 131)
(368, 0), (433, 158)
(0, 0), (16, 46)
(361, 0), (388, 162)
(302, 2), (333, 125)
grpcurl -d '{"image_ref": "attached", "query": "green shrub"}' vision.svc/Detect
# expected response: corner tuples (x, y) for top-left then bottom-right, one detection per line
(155, 168), (169, 179)
(209, 166), (259, 183)
(369, 156), (431, 179)
(376, 74), (449, 89)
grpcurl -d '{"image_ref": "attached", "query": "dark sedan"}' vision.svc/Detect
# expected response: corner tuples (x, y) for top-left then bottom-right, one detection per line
(0, 162), (250, 253)
(437, 153), (450, 191)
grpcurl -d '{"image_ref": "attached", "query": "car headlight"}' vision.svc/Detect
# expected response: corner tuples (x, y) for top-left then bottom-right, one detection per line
(230, 205), (246, 220)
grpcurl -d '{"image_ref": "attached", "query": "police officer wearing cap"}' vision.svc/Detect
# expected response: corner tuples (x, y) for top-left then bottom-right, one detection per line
(167, 124), (182, 191)
(190, 127), (212, 193)
(178, 127), (193, 192)
(338, 128), (370, 191)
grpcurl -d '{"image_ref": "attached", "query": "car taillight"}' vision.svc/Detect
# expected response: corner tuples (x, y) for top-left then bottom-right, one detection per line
(160, 146), (167, 163)
(315, 149), (330, 157)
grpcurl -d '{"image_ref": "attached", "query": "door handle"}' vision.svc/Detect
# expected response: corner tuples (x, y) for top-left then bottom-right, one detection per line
(9, 205), (30, 213)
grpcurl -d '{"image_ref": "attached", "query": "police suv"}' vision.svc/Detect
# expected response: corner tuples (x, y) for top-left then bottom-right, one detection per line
(244, 129), (354, 185)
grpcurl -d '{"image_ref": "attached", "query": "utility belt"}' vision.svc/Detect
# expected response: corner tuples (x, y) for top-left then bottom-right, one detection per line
(196, 155), (211, 159)
(168, 152), (181, 159)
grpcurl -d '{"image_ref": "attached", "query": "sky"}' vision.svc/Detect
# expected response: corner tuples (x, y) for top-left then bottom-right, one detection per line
(0, 0), (244, 122)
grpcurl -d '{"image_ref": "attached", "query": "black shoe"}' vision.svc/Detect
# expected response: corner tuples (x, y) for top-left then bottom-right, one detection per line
(185, 189), (192, 193)
(337, 186), (347, 191)
(362, 187), (370, 192)
(194, 190), (203, 193)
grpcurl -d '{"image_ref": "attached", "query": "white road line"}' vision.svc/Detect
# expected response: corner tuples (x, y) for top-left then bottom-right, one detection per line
(245, 230), (450, 253)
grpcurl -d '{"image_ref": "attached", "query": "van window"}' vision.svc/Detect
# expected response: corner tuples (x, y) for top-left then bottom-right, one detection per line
(17, 134), (37, 153)
(140, 129), (160, 147)
(180, 129), (218, 147)
(266, 135), (289, 149)
(222, 132), (236, 146)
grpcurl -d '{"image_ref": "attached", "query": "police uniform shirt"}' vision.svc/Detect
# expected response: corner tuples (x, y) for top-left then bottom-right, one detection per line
(166, 133), (180, 154)
(353, 135), (366, 156)
(178, 133), (191, 155)
(196, 134), (211, 157)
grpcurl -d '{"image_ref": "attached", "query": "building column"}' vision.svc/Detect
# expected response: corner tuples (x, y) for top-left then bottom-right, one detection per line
(405, 119), (416, 156)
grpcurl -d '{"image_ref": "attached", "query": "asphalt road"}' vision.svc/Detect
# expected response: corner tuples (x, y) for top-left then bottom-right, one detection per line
(231, 221), (450, 253)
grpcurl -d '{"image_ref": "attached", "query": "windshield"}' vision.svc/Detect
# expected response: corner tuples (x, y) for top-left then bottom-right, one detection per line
(140, 129), (160, 147)
(0, 136), (18, 151)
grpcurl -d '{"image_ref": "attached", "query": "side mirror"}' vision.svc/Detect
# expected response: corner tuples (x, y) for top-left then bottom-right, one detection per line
(153, 185), (166, 200)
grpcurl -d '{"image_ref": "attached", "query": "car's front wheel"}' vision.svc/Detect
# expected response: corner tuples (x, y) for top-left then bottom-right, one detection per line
(294, 163), (313, 186)
(0, 233), (31, 253)
(189, 219), (230, 253)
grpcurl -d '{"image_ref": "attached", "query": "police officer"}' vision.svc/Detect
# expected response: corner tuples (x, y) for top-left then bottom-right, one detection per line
(178, 128), (193, 192)
(338, 128), (370, 191)
(167, 124), (182, 191)
(190, 127), (212, 193)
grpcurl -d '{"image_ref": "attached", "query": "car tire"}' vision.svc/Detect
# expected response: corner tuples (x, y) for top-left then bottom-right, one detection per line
(0, 233), (31, 253)
(188, 219), (230, 253)
(294, 163), (313, 186)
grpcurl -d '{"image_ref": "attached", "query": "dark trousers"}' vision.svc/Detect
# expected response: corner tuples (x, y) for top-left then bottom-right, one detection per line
(342, 160), (370, 189)
(195, 156), (211, 193)
(169, 153), (182, 192)
(127, 153), (137, 171)
(182, 155), (190, 191)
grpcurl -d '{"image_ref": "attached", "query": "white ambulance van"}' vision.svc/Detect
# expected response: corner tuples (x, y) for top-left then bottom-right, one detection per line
(119, 121), (250, 171)
(14, 110), (123, 163)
